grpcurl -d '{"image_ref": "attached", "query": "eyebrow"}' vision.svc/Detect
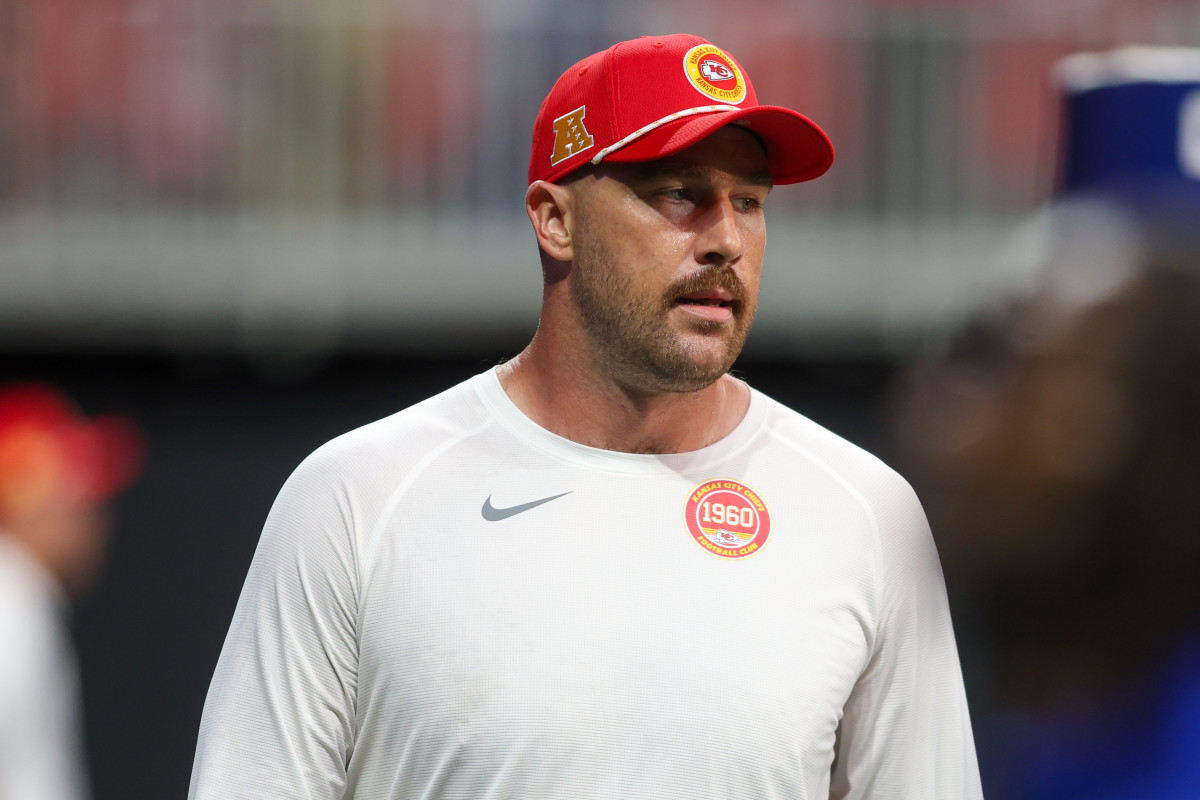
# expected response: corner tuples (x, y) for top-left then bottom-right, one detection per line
(621, 161), (774, 189)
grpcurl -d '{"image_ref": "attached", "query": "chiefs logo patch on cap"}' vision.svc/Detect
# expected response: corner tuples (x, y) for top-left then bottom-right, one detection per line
(683, 44), (746, 105)
(683, 478), (771, 559)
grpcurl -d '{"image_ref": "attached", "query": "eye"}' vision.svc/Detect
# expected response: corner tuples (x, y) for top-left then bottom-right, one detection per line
(733, 196), (763, 212)
(660, 187), (688, 202)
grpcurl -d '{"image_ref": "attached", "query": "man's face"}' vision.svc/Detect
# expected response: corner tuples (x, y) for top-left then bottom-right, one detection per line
(565, 126), (772, 394)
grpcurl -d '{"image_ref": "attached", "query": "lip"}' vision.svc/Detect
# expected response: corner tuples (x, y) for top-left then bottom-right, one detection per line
(676, 303), (734, 323)
(674, 288), (736, 323)
(678, 288), (734, 304)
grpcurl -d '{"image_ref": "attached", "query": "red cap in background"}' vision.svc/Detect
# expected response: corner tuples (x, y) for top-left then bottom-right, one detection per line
(0, 384), (143, 518)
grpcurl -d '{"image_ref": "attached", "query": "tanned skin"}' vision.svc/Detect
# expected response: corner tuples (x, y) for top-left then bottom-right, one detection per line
(500, 127), (773, 455)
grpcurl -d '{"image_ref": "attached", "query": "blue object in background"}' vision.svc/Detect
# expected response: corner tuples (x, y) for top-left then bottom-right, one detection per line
(1056, 48), (1200, 234)
(1062, 82), (1200, 193)
(980, 630), (1200, 800)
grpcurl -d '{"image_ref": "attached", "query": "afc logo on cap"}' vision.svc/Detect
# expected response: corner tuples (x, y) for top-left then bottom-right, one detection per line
(550, 105), (595, 167)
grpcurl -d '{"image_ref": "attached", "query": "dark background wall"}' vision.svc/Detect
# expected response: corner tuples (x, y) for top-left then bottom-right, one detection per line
(0, 349), (896, 800)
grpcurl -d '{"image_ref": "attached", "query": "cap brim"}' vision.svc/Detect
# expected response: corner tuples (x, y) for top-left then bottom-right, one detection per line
(600, 105), (834, 185)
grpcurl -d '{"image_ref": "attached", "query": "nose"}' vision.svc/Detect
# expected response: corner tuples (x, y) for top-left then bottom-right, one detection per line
(693, 198), (745, 267)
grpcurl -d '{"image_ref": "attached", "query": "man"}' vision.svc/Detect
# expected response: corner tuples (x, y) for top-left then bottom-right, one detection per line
(190, 34), (981, 799)
(0, 383), (142, 800)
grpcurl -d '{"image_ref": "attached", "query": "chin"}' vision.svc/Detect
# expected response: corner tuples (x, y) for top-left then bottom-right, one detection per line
(643, 342), (742, 394)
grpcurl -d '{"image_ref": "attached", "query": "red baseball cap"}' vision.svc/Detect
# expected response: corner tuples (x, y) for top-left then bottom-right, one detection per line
(0, 383), (143, 516)
(528, 33), (834, 186)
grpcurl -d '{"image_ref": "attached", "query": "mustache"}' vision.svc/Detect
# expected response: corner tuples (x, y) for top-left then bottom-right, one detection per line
(664, 266), (748, 305)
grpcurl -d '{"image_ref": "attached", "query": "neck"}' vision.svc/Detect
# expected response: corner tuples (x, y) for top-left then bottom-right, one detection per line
(497, 334), (750, 454)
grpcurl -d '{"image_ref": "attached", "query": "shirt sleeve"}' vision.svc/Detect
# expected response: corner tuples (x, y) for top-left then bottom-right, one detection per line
(188, 449), (361, 800)
(0, 556), (89, 800)
(829, 480), (983, 799)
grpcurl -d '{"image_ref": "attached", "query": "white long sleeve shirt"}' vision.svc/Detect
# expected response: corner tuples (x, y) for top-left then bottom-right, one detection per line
(190, 369), (982, 799)
(0, 536), (89, 800)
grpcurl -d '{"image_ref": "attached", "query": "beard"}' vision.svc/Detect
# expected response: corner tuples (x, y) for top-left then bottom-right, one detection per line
(569, 233), (756, 394)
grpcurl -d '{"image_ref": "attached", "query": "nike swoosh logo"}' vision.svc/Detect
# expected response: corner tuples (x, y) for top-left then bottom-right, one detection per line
(481, 492), (572, 521)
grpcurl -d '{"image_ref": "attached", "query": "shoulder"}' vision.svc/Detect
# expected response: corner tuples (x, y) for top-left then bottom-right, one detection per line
(0, 540), (59, 627)
(249, 373), (498, 575)
(751, 388), (921, 518)
(290, 372), (494, 494)
(259, 373), (498, 547)
(748, 388), (932, 592)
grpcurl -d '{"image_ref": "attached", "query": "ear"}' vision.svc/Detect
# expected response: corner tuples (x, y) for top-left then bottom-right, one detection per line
(525, 180), (575, 263)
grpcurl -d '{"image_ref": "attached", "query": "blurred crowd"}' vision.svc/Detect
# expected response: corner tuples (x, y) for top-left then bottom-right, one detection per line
(4, 0), (1197, 213)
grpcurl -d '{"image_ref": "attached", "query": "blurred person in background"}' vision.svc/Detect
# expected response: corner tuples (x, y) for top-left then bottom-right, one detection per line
(0, 384), (142, 800)
(893, 251), (1200, 799)
(891, 46), (1200, 799)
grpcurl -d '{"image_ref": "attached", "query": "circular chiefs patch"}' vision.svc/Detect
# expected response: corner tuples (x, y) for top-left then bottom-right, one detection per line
(683, 44), (747, 105)
(683, 478), (771, 559)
